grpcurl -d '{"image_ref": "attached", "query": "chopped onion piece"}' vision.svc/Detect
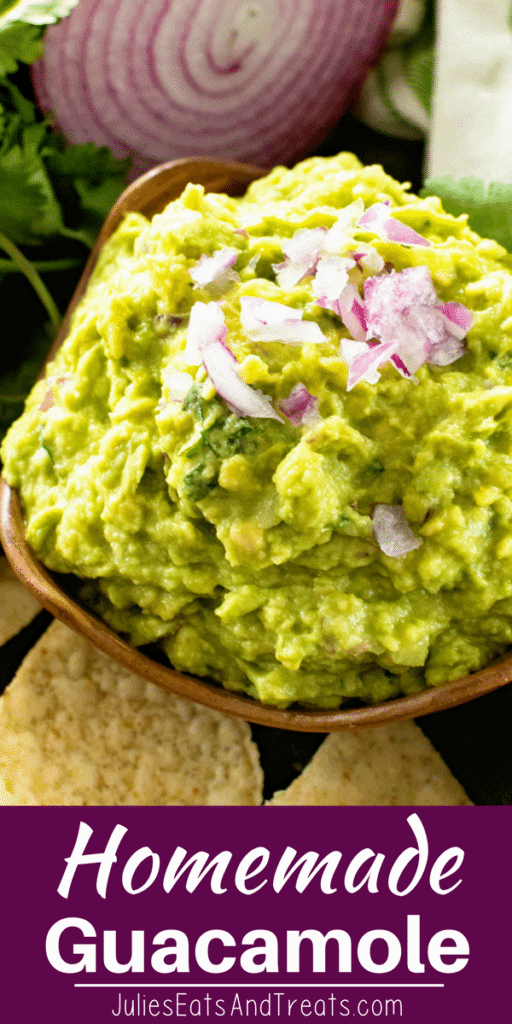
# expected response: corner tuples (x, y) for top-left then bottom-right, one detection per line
(312, 255), (355, 304)
(372, 504), (423, 557)
(336, 283), (368, 343)
(427, 335), (467, 366)
(346, 339), (398, 391)
(189, 247), (239, 290)
(365, 266), (437, 335)
(184, 301), (227, 365)
(437, 301), (474, 340)
(359, 201), (430, 247)
(279, 383), (319, 426)
(349, 244), (385, 276)
(323, 199), (365, 254)
(39, 376), (68, 412)
(272, 227), (328, 289)
(162, 368), (195, 402)
(240, 296), (326, 345)
(339, 338), (379, 386)
(202, 338), (282, 421)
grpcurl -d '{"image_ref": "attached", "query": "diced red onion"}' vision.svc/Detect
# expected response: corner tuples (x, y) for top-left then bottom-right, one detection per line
(39, 376), (69, 412)
(323, 199), (365, 254)
(184, 300), (228, 365)
(312, 255), (355, 304)
(279, 383), (319, 426)
(437, 301), (474, 340)
(335, 283), (368, 343)
(163, 368), (195, 402)
(273, 227), (328, 289)
(202, 337), (282, 420)
(372, 504), (423, 557)
(349, 244), (385, 276)
(365, 266), (437, 332)
(359, 201), (430, 247)
(189, 247), (239, 291)
(345, 339), (398, 390)
(240, 296), (327, 345)
(184, 300), (281, 418)
(32, 0), (398, 177)
(427, 334), (467, 366)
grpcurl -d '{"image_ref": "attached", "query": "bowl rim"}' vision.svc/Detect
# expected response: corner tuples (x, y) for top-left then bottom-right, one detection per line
(2, 156), (512, 732)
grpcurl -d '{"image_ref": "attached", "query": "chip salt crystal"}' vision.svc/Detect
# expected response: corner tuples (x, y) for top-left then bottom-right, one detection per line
(359, 200), (430, 247)
(240, 295), (327, 345)
(372, 504), (423, 557)
(189, 246), (239, 290)
(279, 383), (319, 426)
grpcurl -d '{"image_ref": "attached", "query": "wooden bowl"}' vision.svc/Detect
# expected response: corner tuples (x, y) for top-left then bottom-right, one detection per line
(2, 157), (512, 732)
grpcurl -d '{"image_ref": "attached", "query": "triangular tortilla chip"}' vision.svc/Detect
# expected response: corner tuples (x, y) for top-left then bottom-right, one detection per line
(268, 721), (471, 805)
(0, 558), (40, 646)
(0, 619), (263, 806)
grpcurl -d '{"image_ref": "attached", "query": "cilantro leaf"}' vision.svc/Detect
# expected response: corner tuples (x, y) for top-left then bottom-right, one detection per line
(0, 2), (131, 443)
(0, 119), (65, 243)
(0, 1), (79, 75)
(0, 21), (42, 76)
(0, 81), (129, 246)
(420, 176), (512, 253)
(0, 1), (79, 28)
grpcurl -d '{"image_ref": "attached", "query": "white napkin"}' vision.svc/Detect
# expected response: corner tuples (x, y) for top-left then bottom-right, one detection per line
(427, 0), (512, 182)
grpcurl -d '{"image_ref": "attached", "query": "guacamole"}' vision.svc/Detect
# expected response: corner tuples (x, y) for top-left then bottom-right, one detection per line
(4, 152), (512, 708)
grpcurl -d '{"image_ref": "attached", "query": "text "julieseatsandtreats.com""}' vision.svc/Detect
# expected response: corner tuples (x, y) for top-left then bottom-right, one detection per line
(106, 988), (406, 1018)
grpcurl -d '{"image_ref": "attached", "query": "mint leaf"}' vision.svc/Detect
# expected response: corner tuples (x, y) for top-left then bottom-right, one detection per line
(420, 176), (512, 252)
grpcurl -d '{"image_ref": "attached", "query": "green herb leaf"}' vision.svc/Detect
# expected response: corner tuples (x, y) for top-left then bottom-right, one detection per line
(0, 1), (79, 28)
(0, 1), (79, 76)
(0, 21), (42, 76)
(420, 176), (512, 252)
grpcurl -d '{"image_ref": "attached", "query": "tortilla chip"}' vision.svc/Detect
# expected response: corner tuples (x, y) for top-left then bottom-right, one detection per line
(267, 721), (471, 805)
(0, 558), (40, 647)
(0, 620), (263, 806)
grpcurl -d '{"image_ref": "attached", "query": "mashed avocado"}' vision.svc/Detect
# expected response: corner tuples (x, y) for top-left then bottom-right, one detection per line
(4, 152), (512, 708)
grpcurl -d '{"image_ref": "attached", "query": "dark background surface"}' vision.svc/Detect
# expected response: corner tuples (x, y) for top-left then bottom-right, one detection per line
(1, 112), (511, 806)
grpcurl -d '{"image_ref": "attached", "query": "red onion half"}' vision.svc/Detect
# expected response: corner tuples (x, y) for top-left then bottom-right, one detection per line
(32, 0), (398, 176)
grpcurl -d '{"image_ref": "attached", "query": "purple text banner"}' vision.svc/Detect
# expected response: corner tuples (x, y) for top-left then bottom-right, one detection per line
(0, 807), (509, 1023)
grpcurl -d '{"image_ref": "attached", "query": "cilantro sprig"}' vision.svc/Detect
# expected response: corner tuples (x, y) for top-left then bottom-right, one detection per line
(0, 1), (130, 440)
